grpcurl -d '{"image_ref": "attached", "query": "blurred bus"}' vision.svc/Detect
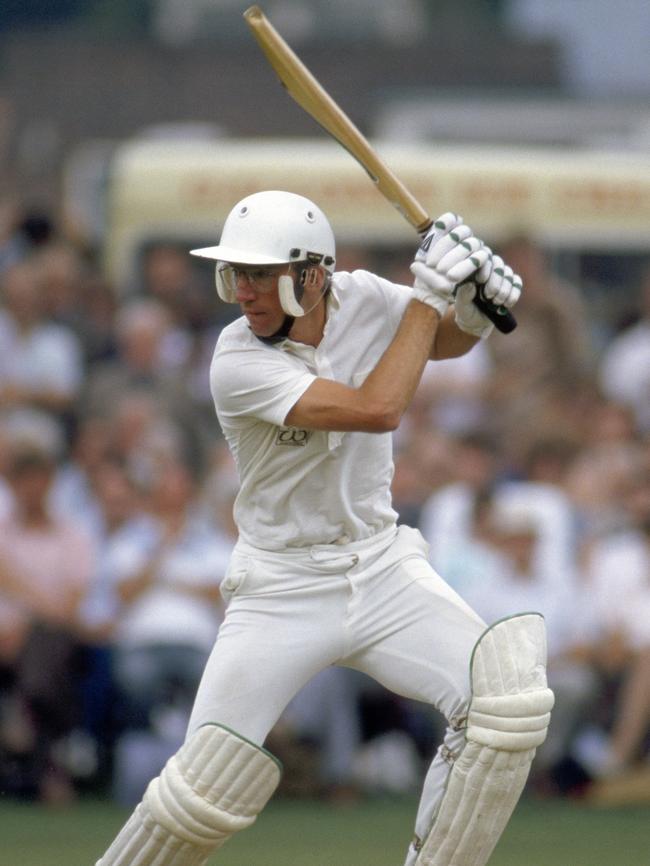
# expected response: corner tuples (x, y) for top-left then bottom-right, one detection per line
(63, 135), (650, 322)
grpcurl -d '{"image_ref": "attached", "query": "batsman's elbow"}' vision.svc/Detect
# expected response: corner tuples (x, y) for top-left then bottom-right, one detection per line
(363, 403), (402, 432)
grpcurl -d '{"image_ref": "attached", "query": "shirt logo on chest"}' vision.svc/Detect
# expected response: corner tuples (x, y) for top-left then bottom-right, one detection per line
(276, 427), (312, 447)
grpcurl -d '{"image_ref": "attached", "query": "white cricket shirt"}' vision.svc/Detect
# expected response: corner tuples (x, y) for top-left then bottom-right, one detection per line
(210, 270), (411, 550)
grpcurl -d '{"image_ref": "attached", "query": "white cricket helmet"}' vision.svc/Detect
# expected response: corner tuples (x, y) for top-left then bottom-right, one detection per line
(190, 190), (336, 316)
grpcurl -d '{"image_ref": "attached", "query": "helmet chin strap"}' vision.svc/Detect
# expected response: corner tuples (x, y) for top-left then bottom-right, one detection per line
(255, 314), (295, 345)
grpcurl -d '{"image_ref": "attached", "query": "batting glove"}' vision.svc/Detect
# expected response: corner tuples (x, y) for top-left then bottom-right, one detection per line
(454, 250), (523, 339)
(410, 213), (489, 319)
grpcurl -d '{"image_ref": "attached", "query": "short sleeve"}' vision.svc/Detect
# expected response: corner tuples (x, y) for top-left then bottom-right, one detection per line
(210, 341), (316, 428)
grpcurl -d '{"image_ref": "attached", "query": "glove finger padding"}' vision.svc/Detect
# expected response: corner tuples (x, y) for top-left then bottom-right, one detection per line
(454, 280), (494, 339)
(445, 241), (490, 285)
(410, 260), (453, 293)
(477, 254), (522, 309)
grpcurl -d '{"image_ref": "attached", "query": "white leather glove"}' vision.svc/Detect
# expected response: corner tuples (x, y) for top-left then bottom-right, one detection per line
(454, 250), (523, 339)
(410, 213), (489, 319)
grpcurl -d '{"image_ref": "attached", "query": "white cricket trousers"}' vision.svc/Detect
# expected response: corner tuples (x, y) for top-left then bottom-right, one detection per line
(187, 523), (486, 840)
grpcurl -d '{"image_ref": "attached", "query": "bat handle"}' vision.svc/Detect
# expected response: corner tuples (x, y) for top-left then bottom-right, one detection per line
(416, 219), (517, 335)
(472, 288), (517, 334)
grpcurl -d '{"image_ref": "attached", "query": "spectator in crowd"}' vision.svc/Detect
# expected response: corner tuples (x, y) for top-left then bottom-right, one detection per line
(79, 298), (210, 467)
(103, 449), (228, 803)
(73, 458), (149, 789)
(141, 243), (229, 419)
(0, 203), (54, 275)
(0, 434), (95, 802)
(49, 414), (116, 540)
(0, 259), (84, 424)
(418, 429), (504, 567)
(33, 240), (87, 330)
(564, 396), (642, 540)
(466, 494), (597, 789)
(74, 274), (120, 366)
(598, 262), (650, 435)
(484, 234), (597, 467)
(576, 462), (650, 778)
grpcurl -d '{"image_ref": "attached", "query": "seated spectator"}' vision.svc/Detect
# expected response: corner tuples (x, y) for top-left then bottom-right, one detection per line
(418, 429), (504, 568)
(432, 488), (597, 792)
(0, 259), (83, 424)
(103, 450), (228, 803)
(0, 439), (95, 802)
(49, 414), (116, 540)
(79, 298), (211, 467)
(578, 465), (650, 778)
(33, 240), (86, 330)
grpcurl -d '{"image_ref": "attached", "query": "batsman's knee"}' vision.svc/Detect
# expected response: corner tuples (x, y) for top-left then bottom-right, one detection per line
(466, 613), (554, 753)
(412, 613), (554, 866)
(96, 724), (282, 866)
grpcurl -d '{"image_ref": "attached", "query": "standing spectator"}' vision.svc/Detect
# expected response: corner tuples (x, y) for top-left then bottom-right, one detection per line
(599, 262), (650, 435)
(485, 234), (596, 466)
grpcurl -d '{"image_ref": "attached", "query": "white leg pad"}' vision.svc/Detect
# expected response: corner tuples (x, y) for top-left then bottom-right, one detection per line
(96, 724), (282, 866)
(414, 613), (554, 866)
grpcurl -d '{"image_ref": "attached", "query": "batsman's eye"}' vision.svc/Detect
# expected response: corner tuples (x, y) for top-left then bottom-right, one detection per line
(226, 267), (278, 288)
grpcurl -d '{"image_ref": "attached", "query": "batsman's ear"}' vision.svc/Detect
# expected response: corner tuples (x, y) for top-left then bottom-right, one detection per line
(300, 266), (322, 288)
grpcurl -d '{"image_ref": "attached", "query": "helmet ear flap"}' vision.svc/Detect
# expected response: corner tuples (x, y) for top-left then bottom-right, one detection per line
(215, 266), (237, 303)
(278, 274), (305, 317)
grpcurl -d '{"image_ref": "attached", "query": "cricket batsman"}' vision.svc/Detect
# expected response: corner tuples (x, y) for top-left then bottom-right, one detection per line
(96, 190), (554, 866)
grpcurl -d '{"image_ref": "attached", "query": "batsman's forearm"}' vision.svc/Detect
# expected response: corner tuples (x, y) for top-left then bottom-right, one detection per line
(359, 299), (439, 427)
(284, 300), (440, 433)
(431, 310), (480, 359)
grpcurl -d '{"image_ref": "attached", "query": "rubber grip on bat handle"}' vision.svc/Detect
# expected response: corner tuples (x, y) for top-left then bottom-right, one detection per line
(472, 288), (517, 334)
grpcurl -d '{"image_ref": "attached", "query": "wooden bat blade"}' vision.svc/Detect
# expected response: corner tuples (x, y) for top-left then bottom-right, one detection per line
(243, 5), (431, 234)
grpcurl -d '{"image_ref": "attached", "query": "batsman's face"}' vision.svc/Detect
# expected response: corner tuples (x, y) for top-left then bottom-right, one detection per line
(232, 265), (288, 337)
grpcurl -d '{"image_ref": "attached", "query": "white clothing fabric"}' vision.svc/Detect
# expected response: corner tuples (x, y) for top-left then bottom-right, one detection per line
(455, 549), (584, 658)
(0, 311), (83, 397)
(188, 523), (485, 747)
(50, 463), (106, 541)
(420, 480), (578, 588)
(586, 529), (650, 650)
(599, 320), (650, 433)
(0, 515), (94, 633)
(187, 525), (486, 855)
(107, 514), (229, 653)
(209, 271), (409, 550)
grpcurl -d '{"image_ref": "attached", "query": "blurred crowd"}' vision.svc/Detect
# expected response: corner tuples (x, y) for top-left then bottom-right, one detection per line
(0, 197), (649, 808)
